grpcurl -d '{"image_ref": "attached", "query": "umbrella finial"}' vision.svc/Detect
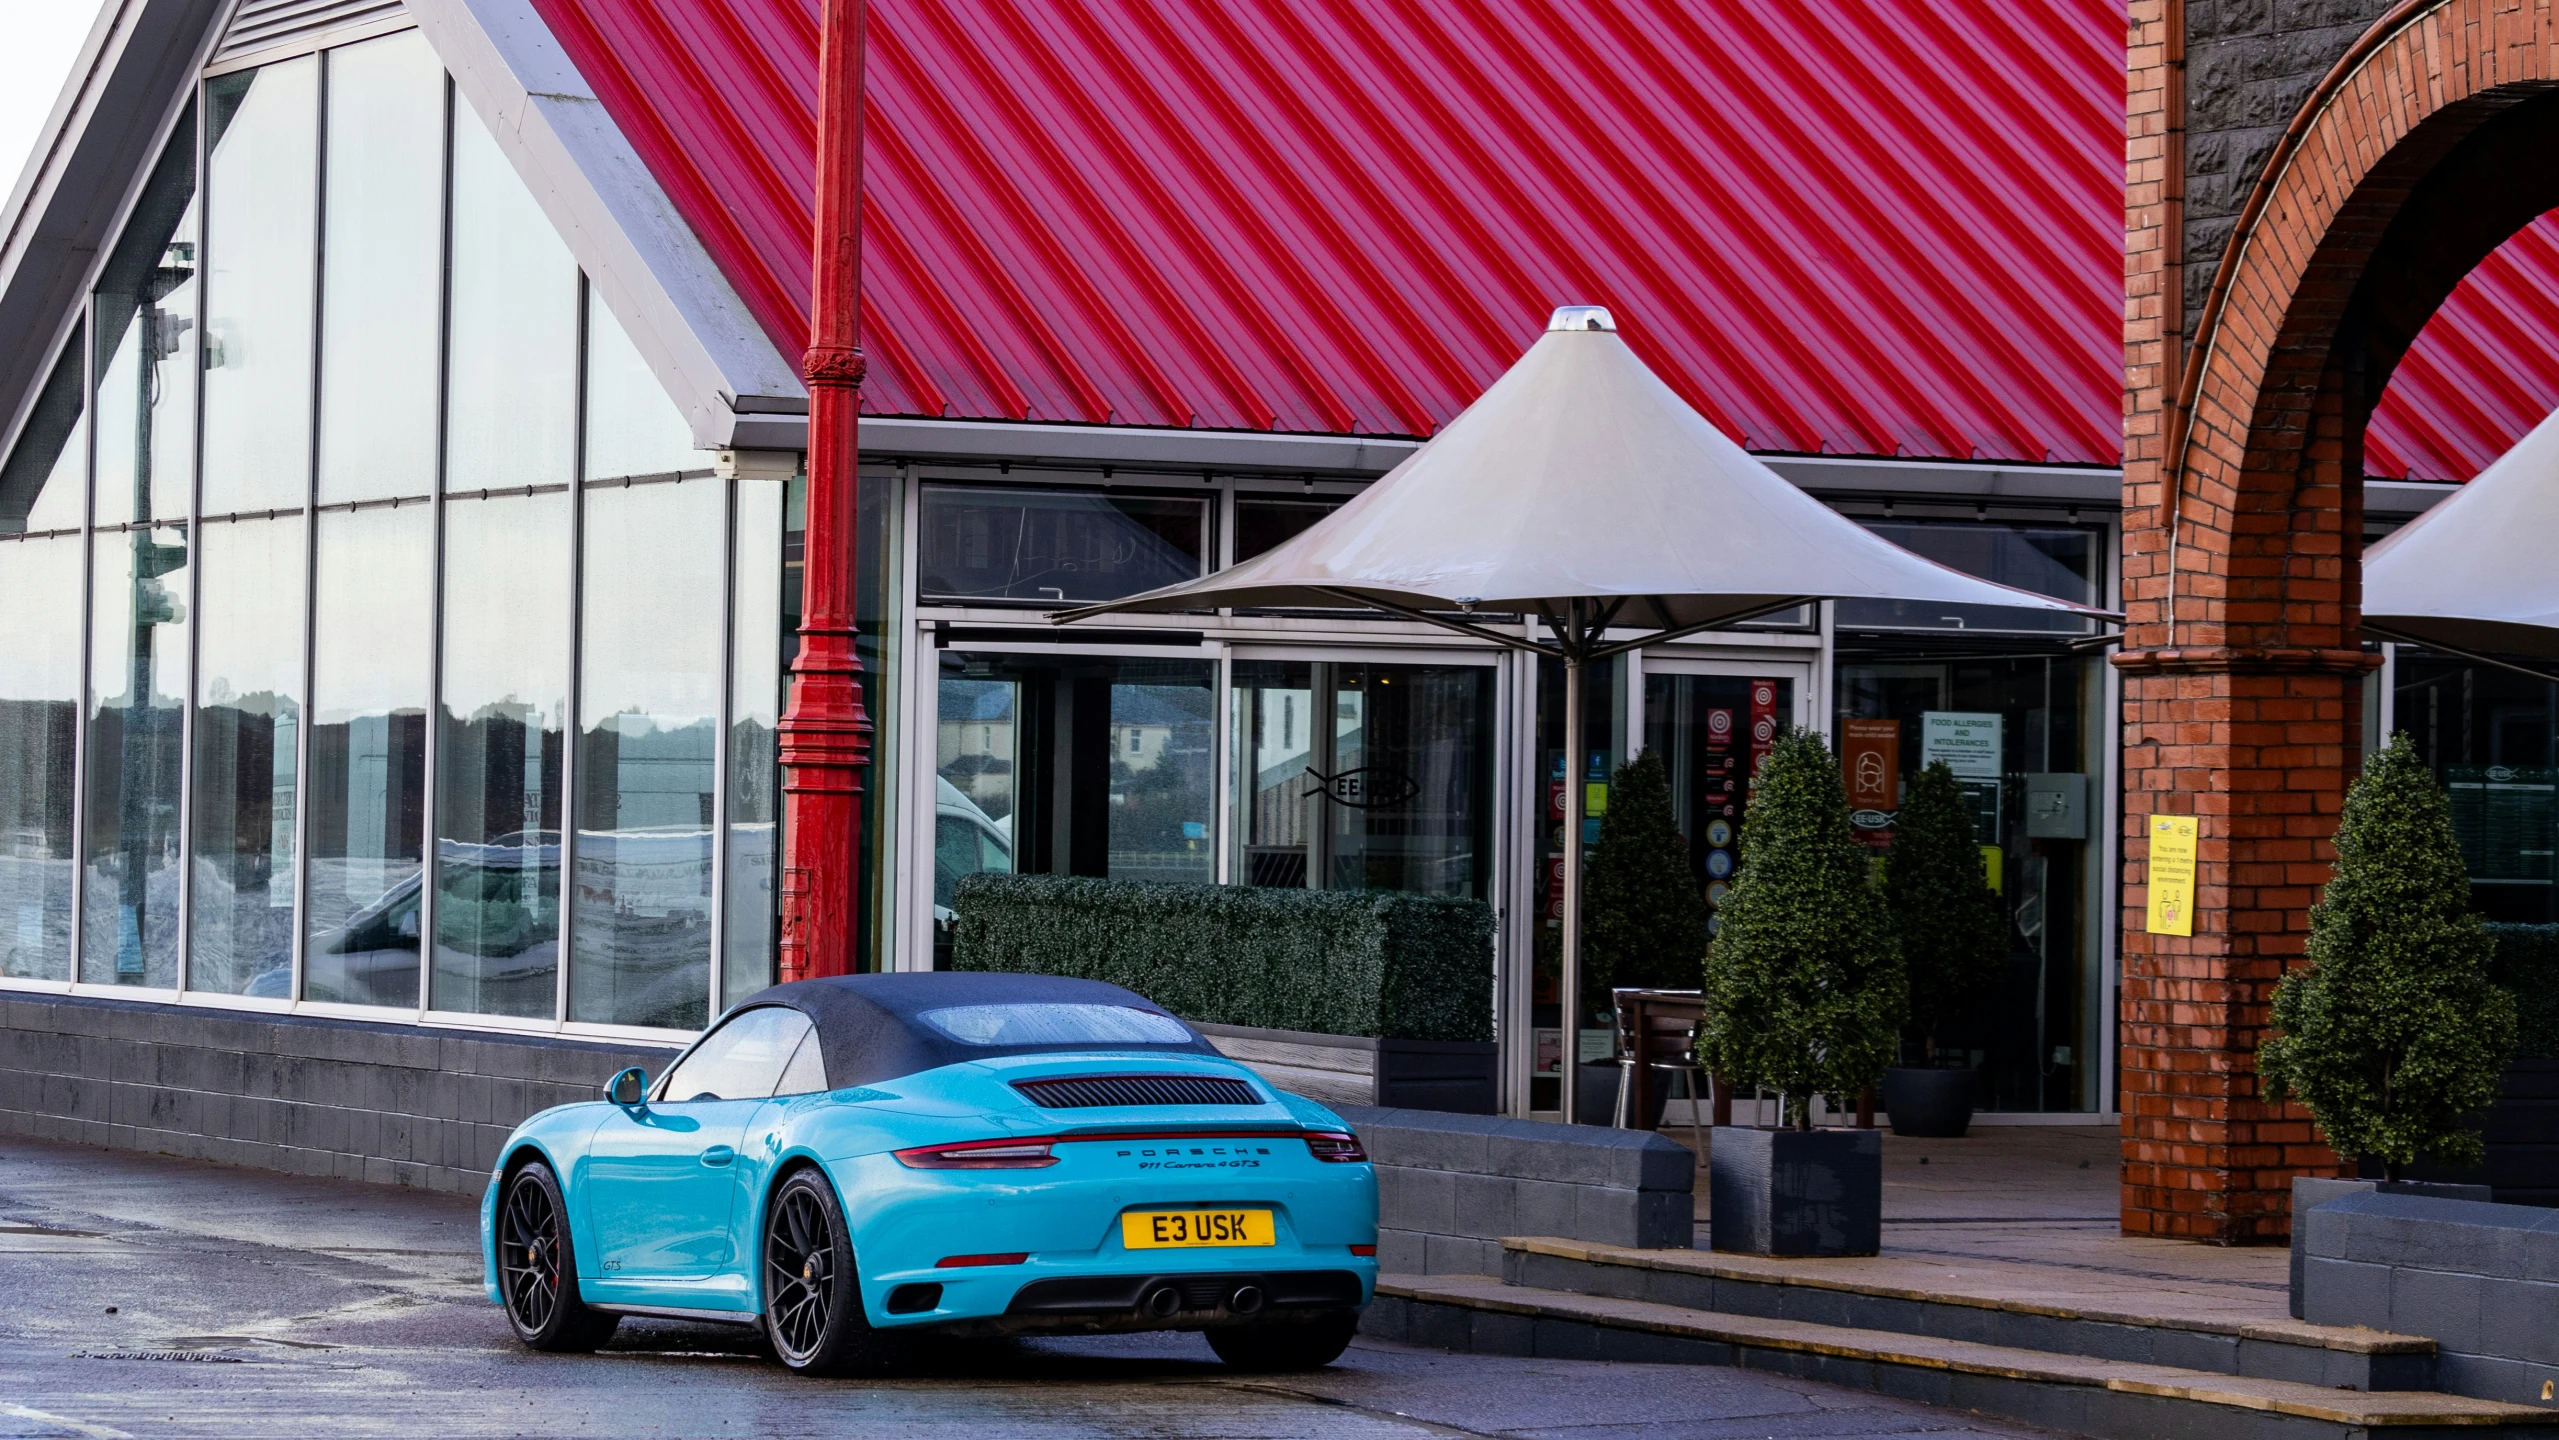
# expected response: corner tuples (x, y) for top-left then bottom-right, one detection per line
(1547, 305), (1615, 332)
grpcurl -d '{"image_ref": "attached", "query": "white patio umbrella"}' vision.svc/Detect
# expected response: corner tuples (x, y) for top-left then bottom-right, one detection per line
(1056, 307), (2110, 1123)
(2366, 405), (2559, 665)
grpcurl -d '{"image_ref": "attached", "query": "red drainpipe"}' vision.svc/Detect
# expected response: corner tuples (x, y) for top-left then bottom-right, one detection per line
(777, 0), (871, 983)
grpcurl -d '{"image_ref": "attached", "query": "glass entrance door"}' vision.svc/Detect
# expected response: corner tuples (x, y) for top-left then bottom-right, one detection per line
(1527, 655), (1809, 1112)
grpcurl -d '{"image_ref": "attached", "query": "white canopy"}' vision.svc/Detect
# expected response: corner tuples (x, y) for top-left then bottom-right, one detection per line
(1057, 308), (2107, 633)
(2366, 406), (2559, 660)
(1055, 306), (2107, 1125)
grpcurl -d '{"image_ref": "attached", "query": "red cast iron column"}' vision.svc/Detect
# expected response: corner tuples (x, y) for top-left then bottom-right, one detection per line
(778, 0), (870, 982)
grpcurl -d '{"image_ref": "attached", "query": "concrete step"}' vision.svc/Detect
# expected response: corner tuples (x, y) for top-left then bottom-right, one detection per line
(1505, 1236), (2436, 1392)
(1366, 1272), (2559, 1440)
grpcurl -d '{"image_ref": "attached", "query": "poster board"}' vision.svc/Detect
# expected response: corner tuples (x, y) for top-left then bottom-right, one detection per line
(2144, 815), (2199, 936)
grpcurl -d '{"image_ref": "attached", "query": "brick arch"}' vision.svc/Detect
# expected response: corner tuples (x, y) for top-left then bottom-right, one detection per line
(2118, 0), (2559, 1242)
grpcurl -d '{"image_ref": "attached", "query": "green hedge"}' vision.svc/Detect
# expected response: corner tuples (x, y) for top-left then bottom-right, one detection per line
(2484, 924), (2559, 1059)
(949, 874), (1493, 1043)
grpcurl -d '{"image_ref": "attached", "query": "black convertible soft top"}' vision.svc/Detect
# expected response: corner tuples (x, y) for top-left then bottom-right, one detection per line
(730, 971), (1223, 1089)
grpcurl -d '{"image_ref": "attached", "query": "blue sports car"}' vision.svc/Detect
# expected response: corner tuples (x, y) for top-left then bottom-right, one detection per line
(481, 972), (1379, 1375)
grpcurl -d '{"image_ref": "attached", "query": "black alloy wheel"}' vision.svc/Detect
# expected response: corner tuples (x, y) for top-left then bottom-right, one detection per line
(498, 1162), (620, 1352)
(1204, 1311), (1360, 1372)
(762, 1167), (875, 1375)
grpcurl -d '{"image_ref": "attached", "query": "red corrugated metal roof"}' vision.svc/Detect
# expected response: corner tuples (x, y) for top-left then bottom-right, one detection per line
(2366, 213), (2559, 483)
(531, 0), (2125, 461)
(527, 0), (2551, 478)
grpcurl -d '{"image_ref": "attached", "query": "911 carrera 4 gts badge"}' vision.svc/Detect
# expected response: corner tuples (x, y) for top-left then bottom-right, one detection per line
(1116, 1145), (1269, 1171)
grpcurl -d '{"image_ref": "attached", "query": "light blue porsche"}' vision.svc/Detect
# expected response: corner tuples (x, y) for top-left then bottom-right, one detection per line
(480, 972), (1378, 1375)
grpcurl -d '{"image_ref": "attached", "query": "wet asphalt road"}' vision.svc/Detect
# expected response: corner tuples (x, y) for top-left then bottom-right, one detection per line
(0, 1136), (2071, 1439)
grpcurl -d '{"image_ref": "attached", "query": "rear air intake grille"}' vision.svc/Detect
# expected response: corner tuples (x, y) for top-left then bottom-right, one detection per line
(1013, 1075), (1259, 1109)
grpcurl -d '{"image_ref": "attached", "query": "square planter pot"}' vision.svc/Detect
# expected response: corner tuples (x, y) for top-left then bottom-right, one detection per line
(1709, 1125), (1882, 1257)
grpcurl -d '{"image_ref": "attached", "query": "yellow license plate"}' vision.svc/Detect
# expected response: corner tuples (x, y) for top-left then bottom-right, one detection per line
(1121, 1209), (1275, 1250)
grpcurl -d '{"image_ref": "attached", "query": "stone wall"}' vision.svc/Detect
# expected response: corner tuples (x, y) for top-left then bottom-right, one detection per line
(2181, 0), (2396, 340)
(0, 992), (677, 1193)
(2296, 1188), (2559, 1407)
(1340, 1104), (1695, 1276)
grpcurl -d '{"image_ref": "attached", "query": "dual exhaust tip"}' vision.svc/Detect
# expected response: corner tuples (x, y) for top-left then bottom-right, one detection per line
(1141, 1282), (1262, 1319)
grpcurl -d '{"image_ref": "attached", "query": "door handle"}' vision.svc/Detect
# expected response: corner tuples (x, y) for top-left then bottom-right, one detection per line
(700, 1145), (736, 1167)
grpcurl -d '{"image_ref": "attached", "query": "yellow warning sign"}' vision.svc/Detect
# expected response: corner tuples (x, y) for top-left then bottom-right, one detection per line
(2145, 815), (2199, 937)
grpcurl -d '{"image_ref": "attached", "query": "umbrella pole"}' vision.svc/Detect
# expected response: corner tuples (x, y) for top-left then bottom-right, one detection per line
(1559, 625), (1586, 1125)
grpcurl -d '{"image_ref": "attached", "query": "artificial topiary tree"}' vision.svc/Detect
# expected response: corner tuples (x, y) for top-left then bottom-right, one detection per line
(1698, 728), (1906, 1129)
(1585, 749), (1712, 996)
(1881, 760), (2008, 1063)
(2258, 732), (2518, 1180)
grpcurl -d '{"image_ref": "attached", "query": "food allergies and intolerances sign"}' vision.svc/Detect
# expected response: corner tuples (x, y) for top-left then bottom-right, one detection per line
(1919, 712), (2003, 779)
(2144, 815), (2199, 937)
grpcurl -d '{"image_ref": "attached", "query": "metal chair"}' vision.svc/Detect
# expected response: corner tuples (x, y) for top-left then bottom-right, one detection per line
(1609, 988), (1710, 1155)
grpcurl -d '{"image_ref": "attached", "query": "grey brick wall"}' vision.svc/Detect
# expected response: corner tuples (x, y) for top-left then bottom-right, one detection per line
(2297, 1189), (2559, 1410)
(1338, 1104), (1694, 1276)
(0, 992), (679, 1193)
(2182, 0), (2397, 341)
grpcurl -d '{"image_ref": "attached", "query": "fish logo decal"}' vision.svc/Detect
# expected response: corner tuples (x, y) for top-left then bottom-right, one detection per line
(1301, 766), (1422, 809)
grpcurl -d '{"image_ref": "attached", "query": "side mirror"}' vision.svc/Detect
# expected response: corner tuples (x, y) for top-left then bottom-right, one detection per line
(605, 1067), (649, 1108)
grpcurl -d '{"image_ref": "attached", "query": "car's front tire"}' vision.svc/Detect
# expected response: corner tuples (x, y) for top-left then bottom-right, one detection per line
(1205, 1312), (1359, 1372)
(762, 1167), (876, 1376)
(497, 1161), (620, 1352)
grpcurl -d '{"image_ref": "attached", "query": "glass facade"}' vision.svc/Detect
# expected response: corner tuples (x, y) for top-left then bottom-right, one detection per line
(568, 478), (722, 1031)
(304, 504), (429, 1006)
(726, 480), (784, 1010)
(1831, 517), (2111, 1112)
(2398, 652), (2559, 922)
(187, 514), (306, 996)
(200, 60), (318, 516)
(316, 32), (443, 505)
(0, 348), (88, 980)
(0, 35), (781, 1033)
(916, 485), (1206, 604)
(432, 490), (569, 1018)
(1232, 660), (1493, 895)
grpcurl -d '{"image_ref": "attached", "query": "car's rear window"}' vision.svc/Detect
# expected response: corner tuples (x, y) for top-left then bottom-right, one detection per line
(916, 1003), (1194, 1047)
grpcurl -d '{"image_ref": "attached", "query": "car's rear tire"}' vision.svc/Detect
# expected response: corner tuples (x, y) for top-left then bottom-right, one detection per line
(1205, 1311), (1359, 1372)
(762, 1167), (876, 1376)
(497, 1161), (620, 1353)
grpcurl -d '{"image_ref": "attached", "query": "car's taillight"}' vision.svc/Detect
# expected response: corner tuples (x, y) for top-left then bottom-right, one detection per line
(894, 1139), (1059, 1169)
(936, 1252), (1029, 1268)
(1305, 1132), (1367, 1163)
(1349, 1244), (1377, 1257)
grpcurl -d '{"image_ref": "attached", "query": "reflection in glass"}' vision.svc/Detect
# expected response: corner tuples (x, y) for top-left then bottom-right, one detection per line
(93, 108), (198, 531)
(725, 480), (782, 1009)
(1835, 521), (2098, 634)
(189, 516), (306, 996)
(1233, 497), (1340, 563)
(200, 60), (318, 515)
(1106, 662), (1214, 885)
(934, 669), (1016, 915)
(432, 491), (568, 1017)
(317, 33), (444, 504)
(304, 505), (429, 1006)
(915, 485), (1204, 604)
(1232, 661), (1491, 897)
(446, 106), (575, 492)
(570, 479), (721, 1030)
(1, 346), (90, 535)
(83, 526), (189, 986)
(0, 537), (83, 979)
(585, 290), (697, 481)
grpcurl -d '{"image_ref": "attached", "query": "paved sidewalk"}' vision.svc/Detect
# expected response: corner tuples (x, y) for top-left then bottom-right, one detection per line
(1662, 1125), (2293, 1331)
(0, 1135), (2074, 1440)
